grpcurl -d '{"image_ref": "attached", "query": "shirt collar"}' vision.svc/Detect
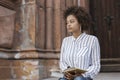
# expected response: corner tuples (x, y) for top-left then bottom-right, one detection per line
(72, 32), (86, 41)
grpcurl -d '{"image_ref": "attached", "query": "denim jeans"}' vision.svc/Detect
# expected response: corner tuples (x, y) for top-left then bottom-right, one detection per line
(59, 76), (92, 80)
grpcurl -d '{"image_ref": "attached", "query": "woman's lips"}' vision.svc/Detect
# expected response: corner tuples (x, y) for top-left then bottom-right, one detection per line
(67, 27), (72, 30)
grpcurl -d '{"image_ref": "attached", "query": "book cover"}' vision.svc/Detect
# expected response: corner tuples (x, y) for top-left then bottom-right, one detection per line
(63, 67), (87, 75)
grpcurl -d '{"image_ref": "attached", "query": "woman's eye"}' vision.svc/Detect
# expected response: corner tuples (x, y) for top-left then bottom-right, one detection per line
(70, 20), (74, 23)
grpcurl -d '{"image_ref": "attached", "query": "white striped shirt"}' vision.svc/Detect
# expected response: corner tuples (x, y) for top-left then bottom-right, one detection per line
(59, 32), (100, 79)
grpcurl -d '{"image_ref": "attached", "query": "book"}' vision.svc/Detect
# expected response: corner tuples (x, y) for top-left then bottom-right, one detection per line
(49, 67), (87, 77)
(63, 67), (87, 75)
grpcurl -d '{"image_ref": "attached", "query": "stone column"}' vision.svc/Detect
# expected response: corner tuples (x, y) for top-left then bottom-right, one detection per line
(18, 0), (36, 50)
(53, 0), (61, 50)
(46, 0), (54, 49)
(13, 0), (39, 80)
(36, 0), (46, 49)
(78, 0), (89, 10)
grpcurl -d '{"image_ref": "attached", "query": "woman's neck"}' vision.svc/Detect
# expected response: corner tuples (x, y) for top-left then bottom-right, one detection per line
(73, 32), (82, 38)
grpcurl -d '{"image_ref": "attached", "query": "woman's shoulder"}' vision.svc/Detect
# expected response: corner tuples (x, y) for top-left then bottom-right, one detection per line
(84, 34), (99, 46)
(85, 33), (98, 40)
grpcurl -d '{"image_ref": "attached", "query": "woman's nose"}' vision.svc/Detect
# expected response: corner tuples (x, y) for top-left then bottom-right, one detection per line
(67, 23), (71, 27)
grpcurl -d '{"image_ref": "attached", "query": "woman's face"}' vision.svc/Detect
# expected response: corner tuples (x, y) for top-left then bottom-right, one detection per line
(66, 15), (81, 33)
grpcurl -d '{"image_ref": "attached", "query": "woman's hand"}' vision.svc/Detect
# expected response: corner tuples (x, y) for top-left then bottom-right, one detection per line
(64, 72), (74, 80)
(64, 71), (82, 80)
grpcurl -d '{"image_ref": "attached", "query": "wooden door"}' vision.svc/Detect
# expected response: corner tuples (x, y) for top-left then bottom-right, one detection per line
(90, 0), (120, 71)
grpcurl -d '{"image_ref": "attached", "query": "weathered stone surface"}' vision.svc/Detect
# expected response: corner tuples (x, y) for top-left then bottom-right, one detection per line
(36, 6), (46, 49)
(73, 0), (78, 6)
(13, 60), (39, 80)
(36, 0), (45, 8)
(46, 0), (53, 8)
(0, 60), (12, 79)
(53, 4), (61, 49)
(0, 0), (81, 80)
(39, 59), (59, 79)
(18, 0), (36, 50)
(14, 52), (39, 59)
(66, 0), (73, 7)
(0, 6), (15, 48)
(0, 67), (11, 79)
(0, 59), (39, 80)
(46, 8), (54, 49)
(0, 60), (11, 66)
(60, 0), (67, 39)
(0, 0), (15, 10)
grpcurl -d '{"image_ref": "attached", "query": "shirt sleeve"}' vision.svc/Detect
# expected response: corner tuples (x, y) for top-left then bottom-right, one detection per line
(82, 37), (101, 79)
(59, 38), (67, 71)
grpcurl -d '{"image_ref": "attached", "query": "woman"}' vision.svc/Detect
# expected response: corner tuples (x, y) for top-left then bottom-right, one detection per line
(59, 6), (100, 80)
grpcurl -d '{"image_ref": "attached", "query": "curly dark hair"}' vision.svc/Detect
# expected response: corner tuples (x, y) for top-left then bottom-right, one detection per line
(63, 6), (92, 32)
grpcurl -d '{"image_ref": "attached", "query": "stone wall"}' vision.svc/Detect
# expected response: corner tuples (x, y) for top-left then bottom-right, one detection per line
(0, 59), (39, 80)
(0, 0), (39, 79)
(0, 0), (87, 80)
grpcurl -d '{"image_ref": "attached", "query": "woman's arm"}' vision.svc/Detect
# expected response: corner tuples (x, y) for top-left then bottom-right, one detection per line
(59, 38), (67, 71)
(82, 37), (100, 79)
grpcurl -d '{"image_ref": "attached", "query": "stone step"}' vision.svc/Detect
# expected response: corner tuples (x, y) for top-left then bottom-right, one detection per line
(101, 64), (120, 72)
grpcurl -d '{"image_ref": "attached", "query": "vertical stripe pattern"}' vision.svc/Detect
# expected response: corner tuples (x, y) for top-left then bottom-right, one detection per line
(59, 33), (100, 79)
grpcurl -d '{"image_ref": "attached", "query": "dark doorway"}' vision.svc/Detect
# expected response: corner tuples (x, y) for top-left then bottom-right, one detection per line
(90, 0), (120, 71)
